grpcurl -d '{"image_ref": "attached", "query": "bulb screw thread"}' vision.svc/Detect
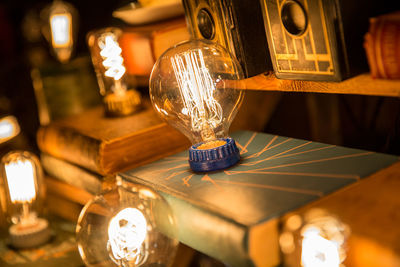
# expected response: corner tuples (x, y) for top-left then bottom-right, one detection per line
(189, 137), (240, 172)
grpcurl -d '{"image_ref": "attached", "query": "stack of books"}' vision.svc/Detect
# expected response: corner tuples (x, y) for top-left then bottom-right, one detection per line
(37, 100), (190, 222)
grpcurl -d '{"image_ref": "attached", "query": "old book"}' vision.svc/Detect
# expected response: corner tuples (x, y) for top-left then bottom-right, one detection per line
(119, 130), (398, 267)
(46, 193), (84, 223)
(44, 176), (94, 206)
(120, 16), (188, 76)
(364, 11), (400, 79)
(41, 152), (103, 195)
(150, 17), (190, 60)
(37, 101), (190, 175)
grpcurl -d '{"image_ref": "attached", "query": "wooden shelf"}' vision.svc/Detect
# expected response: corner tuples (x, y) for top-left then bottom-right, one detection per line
(242, 72), (400, 97)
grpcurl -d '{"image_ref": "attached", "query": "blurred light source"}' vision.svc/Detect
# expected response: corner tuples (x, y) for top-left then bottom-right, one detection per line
(42, 0), (78, 63)
(280, 208), (350, 267)
(87, 27), (141, 117)
(76, 177), (178, 266)
(0, 151), (50, 248)
(0, 116), (20, 144)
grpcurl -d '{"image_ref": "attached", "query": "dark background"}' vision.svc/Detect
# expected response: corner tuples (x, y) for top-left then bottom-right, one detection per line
(0, 0), (400, 158)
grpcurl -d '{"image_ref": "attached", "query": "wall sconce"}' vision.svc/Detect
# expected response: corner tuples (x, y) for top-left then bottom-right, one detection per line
(76, 177), (178, 266)
(279, 208), (350, 267)
(149, 39), (245, 172)
(87, 27), (141, 117)
(0, 151), (51, 248)
(41, 0), (78, 63)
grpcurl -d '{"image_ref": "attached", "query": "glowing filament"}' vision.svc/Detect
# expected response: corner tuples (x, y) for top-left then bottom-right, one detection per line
(301, 227), (340, 267)
(50, 13), (72, 48)
(99, 35), (126, 82)
(108, 208), (147, 264)
(5, 160), (36, 204)
(171, 49), (222, 140)
(0, 116), (20, 143)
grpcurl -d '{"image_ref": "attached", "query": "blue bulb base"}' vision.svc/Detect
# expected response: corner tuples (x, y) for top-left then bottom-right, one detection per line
(189, 137), (240, 172)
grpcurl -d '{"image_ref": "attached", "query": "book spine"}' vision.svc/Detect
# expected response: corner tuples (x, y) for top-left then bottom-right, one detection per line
(37, 125), (104, 174)
(364, 15), (400, 79)
(41, 153), (102, 195)
(44, 176), (94, 206)
(46, 193), (83, 222)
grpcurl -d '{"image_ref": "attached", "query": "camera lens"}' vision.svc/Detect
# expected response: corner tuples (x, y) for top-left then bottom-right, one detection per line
(281, 0), (308, 36)
(197, 8), (215, 40)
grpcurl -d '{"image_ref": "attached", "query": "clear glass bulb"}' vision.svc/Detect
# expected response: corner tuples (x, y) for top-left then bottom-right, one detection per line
(87, 27), (141, 116)
(76, 177), (178, 267)
(0, 151), (51, 248)
(149, 39), (245, 172)
(0, 115), (20, 144)
(149, 39), (244, 145)
(41, 0), (78, 63)
(279, 209), (350, 267)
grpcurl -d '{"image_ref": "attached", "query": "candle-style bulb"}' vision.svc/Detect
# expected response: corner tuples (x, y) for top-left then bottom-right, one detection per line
(0, 151), (51, 248)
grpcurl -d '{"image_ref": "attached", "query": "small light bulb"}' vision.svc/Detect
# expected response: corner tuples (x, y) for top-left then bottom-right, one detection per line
(301, 227), (340, 267)
(149, 39), (245, 172)
(279, 209), (350, 267)
(107, 208), (148, 265)
(0, 115), (20, 144)
(0, 151), (51, 248)
(76, 177), (178, 267)
(87, 27), (141, 117)
(45, 0), (78, 63)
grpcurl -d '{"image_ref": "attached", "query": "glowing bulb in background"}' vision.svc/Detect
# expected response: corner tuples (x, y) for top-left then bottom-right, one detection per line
(5, 160), (37, 204)
(150, 39), (245, 172)
(0, 116), (20, 144)
(76, 178), (178, 266)
(98, 33), (127, 95)
(87, 27), (141, 116)
(107, 208), (148, 265)
(279, 209), (350, 267)
(301, 226), (340, 267)
(45, 0), (77, 63)
(0, 151), (50, 248)
(50, 13), (71, 47)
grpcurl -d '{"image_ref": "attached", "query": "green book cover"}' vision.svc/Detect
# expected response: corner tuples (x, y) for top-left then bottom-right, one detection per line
(119, 130), (398, 267)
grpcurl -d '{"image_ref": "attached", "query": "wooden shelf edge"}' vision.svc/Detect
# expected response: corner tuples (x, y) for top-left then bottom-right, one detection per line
(242, 72), (400, 97)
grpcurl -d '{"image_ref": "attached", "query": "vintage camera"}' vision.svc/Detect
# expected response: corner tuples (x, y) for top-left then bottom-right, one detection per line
(260, 0), (397, 81)
(182, 0), (272, 78)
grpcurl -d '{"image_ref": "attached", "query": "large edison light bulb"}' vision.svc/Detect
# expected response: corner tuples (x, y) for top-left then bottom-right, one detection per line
(149, 39), (245, 172)
(76, 177), (178, 267)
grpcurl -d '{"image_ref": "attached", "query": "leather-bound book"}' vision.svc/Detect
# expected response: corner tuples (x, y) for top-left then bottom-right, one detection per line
(37, 100), (190, 175)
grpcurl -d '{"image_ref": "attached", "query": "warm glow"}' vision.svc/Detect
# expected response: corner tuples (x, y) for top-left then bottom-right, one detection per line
(99, 34), (126, 81)
(171, 49), (222, 141)
(0, 116), (20, 143)
(50, 13), (72, 48)
(301, 227), (340, 267)
(5, 160), (36, 203)
(108, 208), (147, 264)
